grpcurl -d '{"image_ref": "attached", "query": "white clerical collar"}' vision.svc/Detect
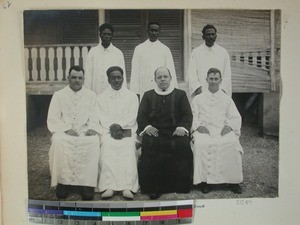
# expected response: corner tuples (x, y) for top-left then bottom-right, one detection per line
(147, 39), (160, 45)
(203, 43), (217, 53)
(67, 85), (84, 94)
(204, 88), (222, 97)
(106, 85), (127, 98)
(154, 84), (175, 95)
(101, 43), (114, 52)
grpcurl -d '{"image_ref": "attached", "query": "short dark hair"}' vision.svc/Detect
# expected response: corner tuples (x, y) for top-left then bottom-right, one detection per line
(202, 24), (217, 34)
(99, 23), (115, 34)
(106, 66), (124, 77)
(207, 68), (222, 78)
(69, 65), (84, 76)
(154, 66), (171, 79)
(148, 22), (161, 30)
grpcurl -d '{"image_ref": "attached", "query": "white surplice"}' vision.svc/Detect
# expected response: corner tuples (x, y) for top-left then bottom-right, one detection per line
(130, 39), (178, 98)
(191, 89), (243, 184)
(47, 86), (101, 187)
(85, 43), (126, 95)
(97, 86), (139, 192)
(187, 43), (232, 97)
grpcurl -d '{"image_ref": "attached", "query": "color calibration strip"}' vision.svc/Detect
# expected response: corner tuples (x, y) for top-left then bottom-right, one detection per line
(28, 199), (194, 224)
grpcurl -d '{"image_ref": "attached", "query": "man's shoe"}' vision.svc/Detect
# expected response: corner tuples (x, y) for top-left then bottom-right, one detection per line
(199, 182), (211, 194)
(229, 184), (242, 194)
(56, 183), (69, 199)
(149, 193), (161, 200)
(101, 189), (114, 199)
(81, 186), (94, 200)
(122, 189), (133, 200)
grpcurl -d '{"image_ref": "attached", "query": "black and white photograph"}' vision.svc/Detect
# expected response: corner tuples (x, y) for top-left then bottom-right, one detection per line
(3, 1), (300, 225)
(25, 9), (280, 202)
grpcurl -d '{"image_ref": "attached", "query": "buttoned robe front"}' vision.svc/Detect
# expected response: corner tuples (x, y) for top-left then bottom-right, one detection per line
(191, 89), (243, 185)
(47, 86), (101, 187)
(187, 43), (232, 97)
(85, 43), (126, 95)
(130, 39), (178, 98)
(97, 87), (139, 193)
(137, 89), (193, 194)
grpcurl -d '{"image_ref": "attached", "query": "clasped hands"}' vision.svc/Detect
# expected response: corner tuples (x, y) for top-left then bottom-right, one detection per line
(65, 129), (98, 136)
(145, 126), (186, 137)
(196, 125), (232, 136)
(110, 123), (128, 140)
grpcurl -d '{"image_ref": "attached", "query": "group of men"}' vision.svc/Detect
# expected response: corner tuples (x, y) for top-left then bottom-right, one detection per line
(47, 22), (243, 201)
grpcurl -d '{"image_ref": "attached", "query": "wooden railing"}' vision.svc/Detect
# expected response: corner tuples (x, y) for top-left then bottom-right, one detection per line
(230, 50), (270, 70)
(230, 50), (271, 93)
(25, 44), (96, 82)
(25, 44), (271, 94)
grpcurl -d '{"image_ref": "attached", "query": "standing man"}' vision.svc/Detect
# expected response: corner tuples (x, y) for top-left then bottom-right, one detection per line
(137, 66), (193, 200)
(130, 22), (178, 98)
(97, 66), (139, 200)
(191, 68), (243, 194)
(187, 24), (232, 97)
(85, 23), (126, 95)
(47, 65), (101, 200)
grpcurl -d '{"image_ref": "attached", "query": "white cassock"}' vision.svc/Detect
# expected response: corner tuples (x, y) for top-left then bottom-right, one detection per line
(187, 43), (232, 97)
(85, 43), (126, 95)
(47, 86), (101, 187)
(191, 89), (243, 184)
(130, 39), (178, 98)
(97, 86), (139, 192)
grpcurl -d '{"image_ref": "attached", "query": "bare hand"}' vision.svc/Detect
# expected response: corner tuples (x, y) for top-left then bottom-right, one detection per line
(65, 129), (78, 136)
(173, 128), (186, 136)
(145, 126), (159, 137)
(194, 87), (202, 96)
(110, 124), (122, 133)
(86, 129), (98, 136)
(221, 125), (232, 136)
(196, 126), (210, 134)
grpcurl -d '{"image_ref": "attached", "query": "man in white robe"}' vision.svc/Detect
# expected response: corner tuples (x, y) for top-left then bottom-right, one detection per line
(97, 66), (139, 200)
(191, 68), (243, 194)
(130, 22), (178, 98)
(187, 24), (232, 97)
(85, 23), (126, 95)
(47, 65), (101, 200)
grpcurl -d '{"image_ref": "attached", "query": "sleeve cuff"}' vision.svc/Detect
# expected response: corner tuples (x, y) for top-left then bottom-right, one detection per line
(140, 125), (152, 136)
(177, 127), (189, 134)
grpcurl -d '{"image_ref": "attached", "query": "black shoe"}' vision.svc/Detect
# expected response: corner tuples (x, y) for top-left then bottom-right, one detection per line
(81, 186), (94, 200)
(229, 184), (242, 194)
(149, 193), (161, 200)
(199, 182), (211, 194)
(56, 183), (69, 199)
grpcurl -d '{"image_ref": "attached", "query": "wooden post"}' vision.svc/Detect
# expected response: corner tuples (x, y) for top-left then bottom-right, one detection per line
(183, 9), (192, 83)
(270, 10), (276, 91)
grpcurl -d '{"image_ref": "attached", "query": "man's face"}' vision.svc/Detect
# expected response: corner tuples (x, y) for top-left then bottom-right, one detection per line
(68, 70), (84, 92)
(100, 28), (113, 48)
(206, 72), (222, 90)
(154, 68), (172, 91)
(147, 24), (160, 42)
(108, 70), (124, 90)
(202, 28), (217, 47)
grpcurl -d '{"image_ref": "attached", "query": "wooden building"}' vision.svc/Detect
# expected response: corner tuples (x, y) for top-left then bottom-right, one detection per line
(24, 9), (281, 135)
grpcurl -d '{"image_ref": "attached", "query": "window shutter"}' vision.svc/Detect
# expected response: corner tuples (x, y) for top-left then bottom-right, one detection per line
(62, 10), (99, 44)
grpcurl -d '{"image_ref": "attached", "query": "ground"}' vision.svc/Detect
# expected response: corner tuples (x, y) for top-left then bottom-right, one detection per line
(27, 124), (278, 201)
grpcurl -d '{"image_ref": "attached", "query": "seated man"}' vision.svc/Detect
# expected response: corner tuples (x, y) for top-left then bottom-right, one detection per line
(137, 66), (193, 200)
(191, 68), (243, 194)
(47, 65), (101, 200)
(97, 66), (139, 200)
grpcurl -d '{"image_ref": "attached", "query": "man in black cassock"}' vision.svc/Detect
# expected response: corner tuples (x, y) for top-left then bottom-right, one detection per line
(137, 66), (193, 200)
